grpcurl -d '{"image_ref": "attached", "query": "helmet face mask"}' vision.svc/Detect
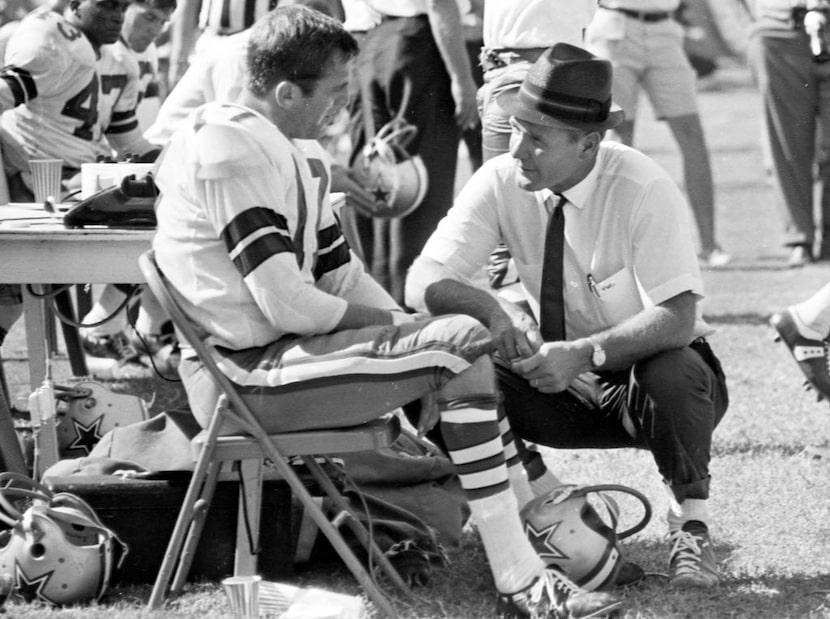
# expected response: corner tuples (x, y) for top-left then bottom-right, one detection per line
(520, 484), (652, 591)
(0, 475), (125, 607)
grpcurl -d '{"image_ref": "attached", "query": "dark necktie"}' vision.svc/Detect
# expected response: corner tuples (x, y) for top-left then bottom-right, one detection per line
(539, 194), (567, 341)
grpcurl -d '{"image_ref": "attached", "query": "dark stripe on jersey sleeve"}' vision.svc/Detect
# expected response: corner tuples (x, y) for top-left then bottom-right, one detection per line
(313, 242), (350, 280)
(232, 232), (294, 278)
(1, 66), (36, 105)
(106, 110), (139, 134)
(221, 206), (289, 253)
(316, 223), (341, 251)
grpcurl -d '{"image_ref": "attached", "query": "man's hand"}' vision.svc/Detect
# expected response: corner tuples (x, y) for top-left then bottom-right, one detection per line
(451, 75), (479, 130)
(330, 164), (378, 217)
(511, 340), (592, 393)
(488, 310), (543, 364)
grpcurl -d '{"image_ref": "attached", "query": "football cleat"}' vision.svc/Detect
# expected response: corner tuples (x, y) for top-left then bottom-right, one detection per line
(496, 568), (623, 619)
(770, 309), (830, 402)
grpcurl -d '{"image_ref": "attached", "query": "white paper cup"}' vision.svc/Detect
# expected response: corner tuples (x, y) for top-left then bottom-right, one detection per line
(222, 574), (261, 618)
(28, 158), (63, 204)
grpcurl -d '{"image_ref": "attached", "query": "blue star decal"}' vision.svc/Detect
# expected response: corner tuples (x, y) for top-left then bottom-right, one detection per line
(525, 520), (569, 562)
(66, 415), (104, 455)
(14, 561), (55, 605)
(371, 185), (390, 203)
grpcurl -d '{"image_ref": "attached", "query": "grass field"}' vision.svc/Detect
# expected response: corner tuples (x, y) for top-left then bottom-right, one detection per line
(1, 60), (830, 618)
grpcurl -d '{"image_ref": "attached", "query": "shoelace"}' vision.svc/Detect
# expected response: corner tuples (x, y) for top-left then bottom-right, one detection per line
(669, 529), (704, 575)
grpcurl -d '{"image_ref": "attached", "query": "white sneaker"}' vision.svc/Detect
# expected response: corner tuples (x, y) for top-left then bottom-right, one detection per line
(700, 248), (732, 268)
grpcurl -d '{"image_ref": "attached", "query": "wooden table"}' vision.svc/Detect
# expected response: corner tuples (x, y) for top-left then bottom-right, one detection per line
(0, 204), (153, 388)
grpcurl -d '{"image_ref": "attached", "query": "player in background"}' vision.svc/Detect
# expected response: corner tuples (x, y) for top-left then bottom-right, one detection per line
(0, 0), (160, 358)
(78, 0), (177, 379)
(117, 0), (176, 128)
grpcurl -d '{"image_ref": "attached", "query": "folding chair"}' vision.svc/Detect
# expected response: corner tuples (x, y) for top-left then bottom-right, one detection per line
(138, 250), (410, 617)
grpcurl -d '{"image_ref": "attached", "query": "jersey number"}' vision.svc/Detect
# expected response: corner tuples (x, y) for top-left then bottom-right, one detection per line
(62, 74), (99, 141)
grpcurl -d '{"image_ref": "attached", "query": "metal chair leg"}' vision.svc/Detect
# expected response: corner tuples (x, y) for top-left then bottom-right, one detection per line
(302, 455), (411, 596)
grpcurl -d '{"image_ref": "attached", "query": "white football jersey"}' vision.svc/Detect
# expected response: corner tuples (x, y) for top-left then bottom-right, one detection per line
(0, 9), (110, 172)
(98, 41), (143, 138)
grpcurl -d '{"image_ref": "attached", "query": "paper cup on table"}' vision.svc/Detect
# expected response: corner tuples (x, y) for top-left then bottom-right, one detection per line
(222, 574), (261, 618)
(28, 159), (63, 204)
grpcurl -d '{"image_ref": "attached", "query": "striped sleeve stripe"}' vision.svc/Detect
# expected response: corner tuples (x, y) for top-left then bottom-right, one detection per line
(1, 67), (36, 105)
(316, 223), (341, 250)
(106, 111), (139, 134)
(221, 207), (289, 253)
(231, 231), (294, 278)
(313, 241), (350, 280)
(449, 436), (504, 465)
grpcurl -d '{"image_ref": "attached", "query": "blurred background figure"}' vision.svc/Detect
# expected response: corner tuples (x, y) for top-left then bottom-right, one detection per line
(585, 1), (731, 268)
(166, 0), (344, 88)
(747, 0), (830, 267)
(478, 0), (597, 163)
(119, 0), (177, 128)
(345, 0), (478, 306)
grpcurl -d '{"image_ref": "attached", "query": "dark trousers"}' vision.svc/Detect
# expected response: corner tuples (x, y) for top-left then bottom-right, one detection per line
(497, 340), (729, 503)
(348, 15), (460, 305)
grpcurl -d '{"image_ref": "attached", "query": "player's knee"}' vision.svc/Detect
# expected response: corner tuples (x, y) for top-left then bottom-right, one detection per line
(442, 354), (496, 398)
(632, 347), (708, 398)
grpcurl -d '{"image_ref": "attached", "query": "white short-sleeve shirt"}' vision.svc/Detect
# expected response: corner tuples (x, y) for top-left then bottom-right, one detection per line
(419, 141), (711, 341)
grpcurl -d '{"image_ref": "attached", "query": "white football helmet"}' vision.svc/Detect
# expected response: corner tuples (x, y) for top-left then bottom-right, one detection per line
(351, 118), (429, 219)
(0, 473), (126, 606)
(55, 382), (149, 457)
(521, 484), (651, 591)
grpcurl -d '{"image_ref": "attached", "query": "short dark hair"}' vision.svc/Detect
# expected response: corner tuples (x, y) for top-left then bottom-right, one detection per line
(247, 5), (358, 98)
(133, 0), (177, 12)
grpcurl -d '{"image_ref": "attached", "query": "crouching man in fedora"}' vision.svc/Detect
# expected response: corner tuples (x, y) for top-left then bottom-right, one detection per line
(406, 43), (729, 589)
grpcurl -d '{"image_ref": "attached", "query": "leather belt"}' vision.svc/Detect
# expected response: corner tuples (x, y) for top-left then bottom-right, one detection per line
(480, 47), (548, 72)
(600, 5), (674, 22)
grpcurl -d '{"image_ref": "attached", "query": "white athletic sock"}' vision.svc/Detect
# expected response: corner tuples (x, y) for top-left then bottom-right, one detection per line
(667, 497), (710, 532)
(81, 286), (128, 337)
(793, 282), (830, 339)
(471, 490), (545, 593)
(507, 462), (534, 508)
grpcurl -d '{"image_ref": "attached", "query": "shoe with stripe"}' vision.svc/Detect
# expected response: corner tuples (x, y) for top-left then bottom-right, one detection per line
(771, 309), (830, 401)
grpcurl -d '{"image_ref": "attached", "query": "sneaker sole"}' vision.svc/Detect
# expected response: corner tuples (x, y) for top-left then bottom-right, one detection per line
(669, 574), (719, 589)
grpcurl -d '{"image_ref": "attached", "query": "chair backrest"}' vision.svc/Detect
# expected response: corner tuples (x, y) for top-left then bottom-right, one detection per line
(138, 249), (260, 430)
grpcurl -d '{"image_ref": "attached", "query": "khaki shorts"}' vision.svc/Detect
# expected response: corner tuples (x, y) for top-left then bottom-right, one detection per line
(586, 7), (698, 120)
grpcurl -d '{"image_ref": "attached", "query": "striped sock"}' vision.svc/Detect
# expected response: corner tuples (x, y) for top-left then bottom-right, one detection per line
(440, 397), (543, 593)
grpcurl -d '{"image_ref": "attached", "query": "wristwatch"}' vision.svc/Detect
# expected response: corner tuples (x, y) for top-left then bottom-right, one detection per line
(587, 337), (606, 369)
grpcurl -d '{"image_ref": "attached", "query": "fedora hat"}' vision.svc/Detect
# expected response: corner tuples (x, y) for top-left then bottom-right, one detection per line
(498, 43), (624, 131)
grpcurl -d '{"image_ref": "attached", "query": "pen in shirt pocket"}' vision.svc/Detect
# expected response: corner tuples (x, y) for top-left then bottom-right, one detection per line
(587, 273), (600, 298)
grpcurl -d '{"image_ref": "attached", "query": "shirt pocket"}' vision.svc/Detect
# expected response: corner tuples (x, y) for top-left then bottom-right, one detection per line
(590, 266), (644, 325)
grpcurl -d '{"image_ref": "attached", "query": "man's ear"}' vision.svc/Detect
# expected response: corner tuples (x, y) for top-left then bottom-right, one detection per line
(580, 131), (602, 158)
(274, 81), (299, 109)
(67, 0), (81, 14)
